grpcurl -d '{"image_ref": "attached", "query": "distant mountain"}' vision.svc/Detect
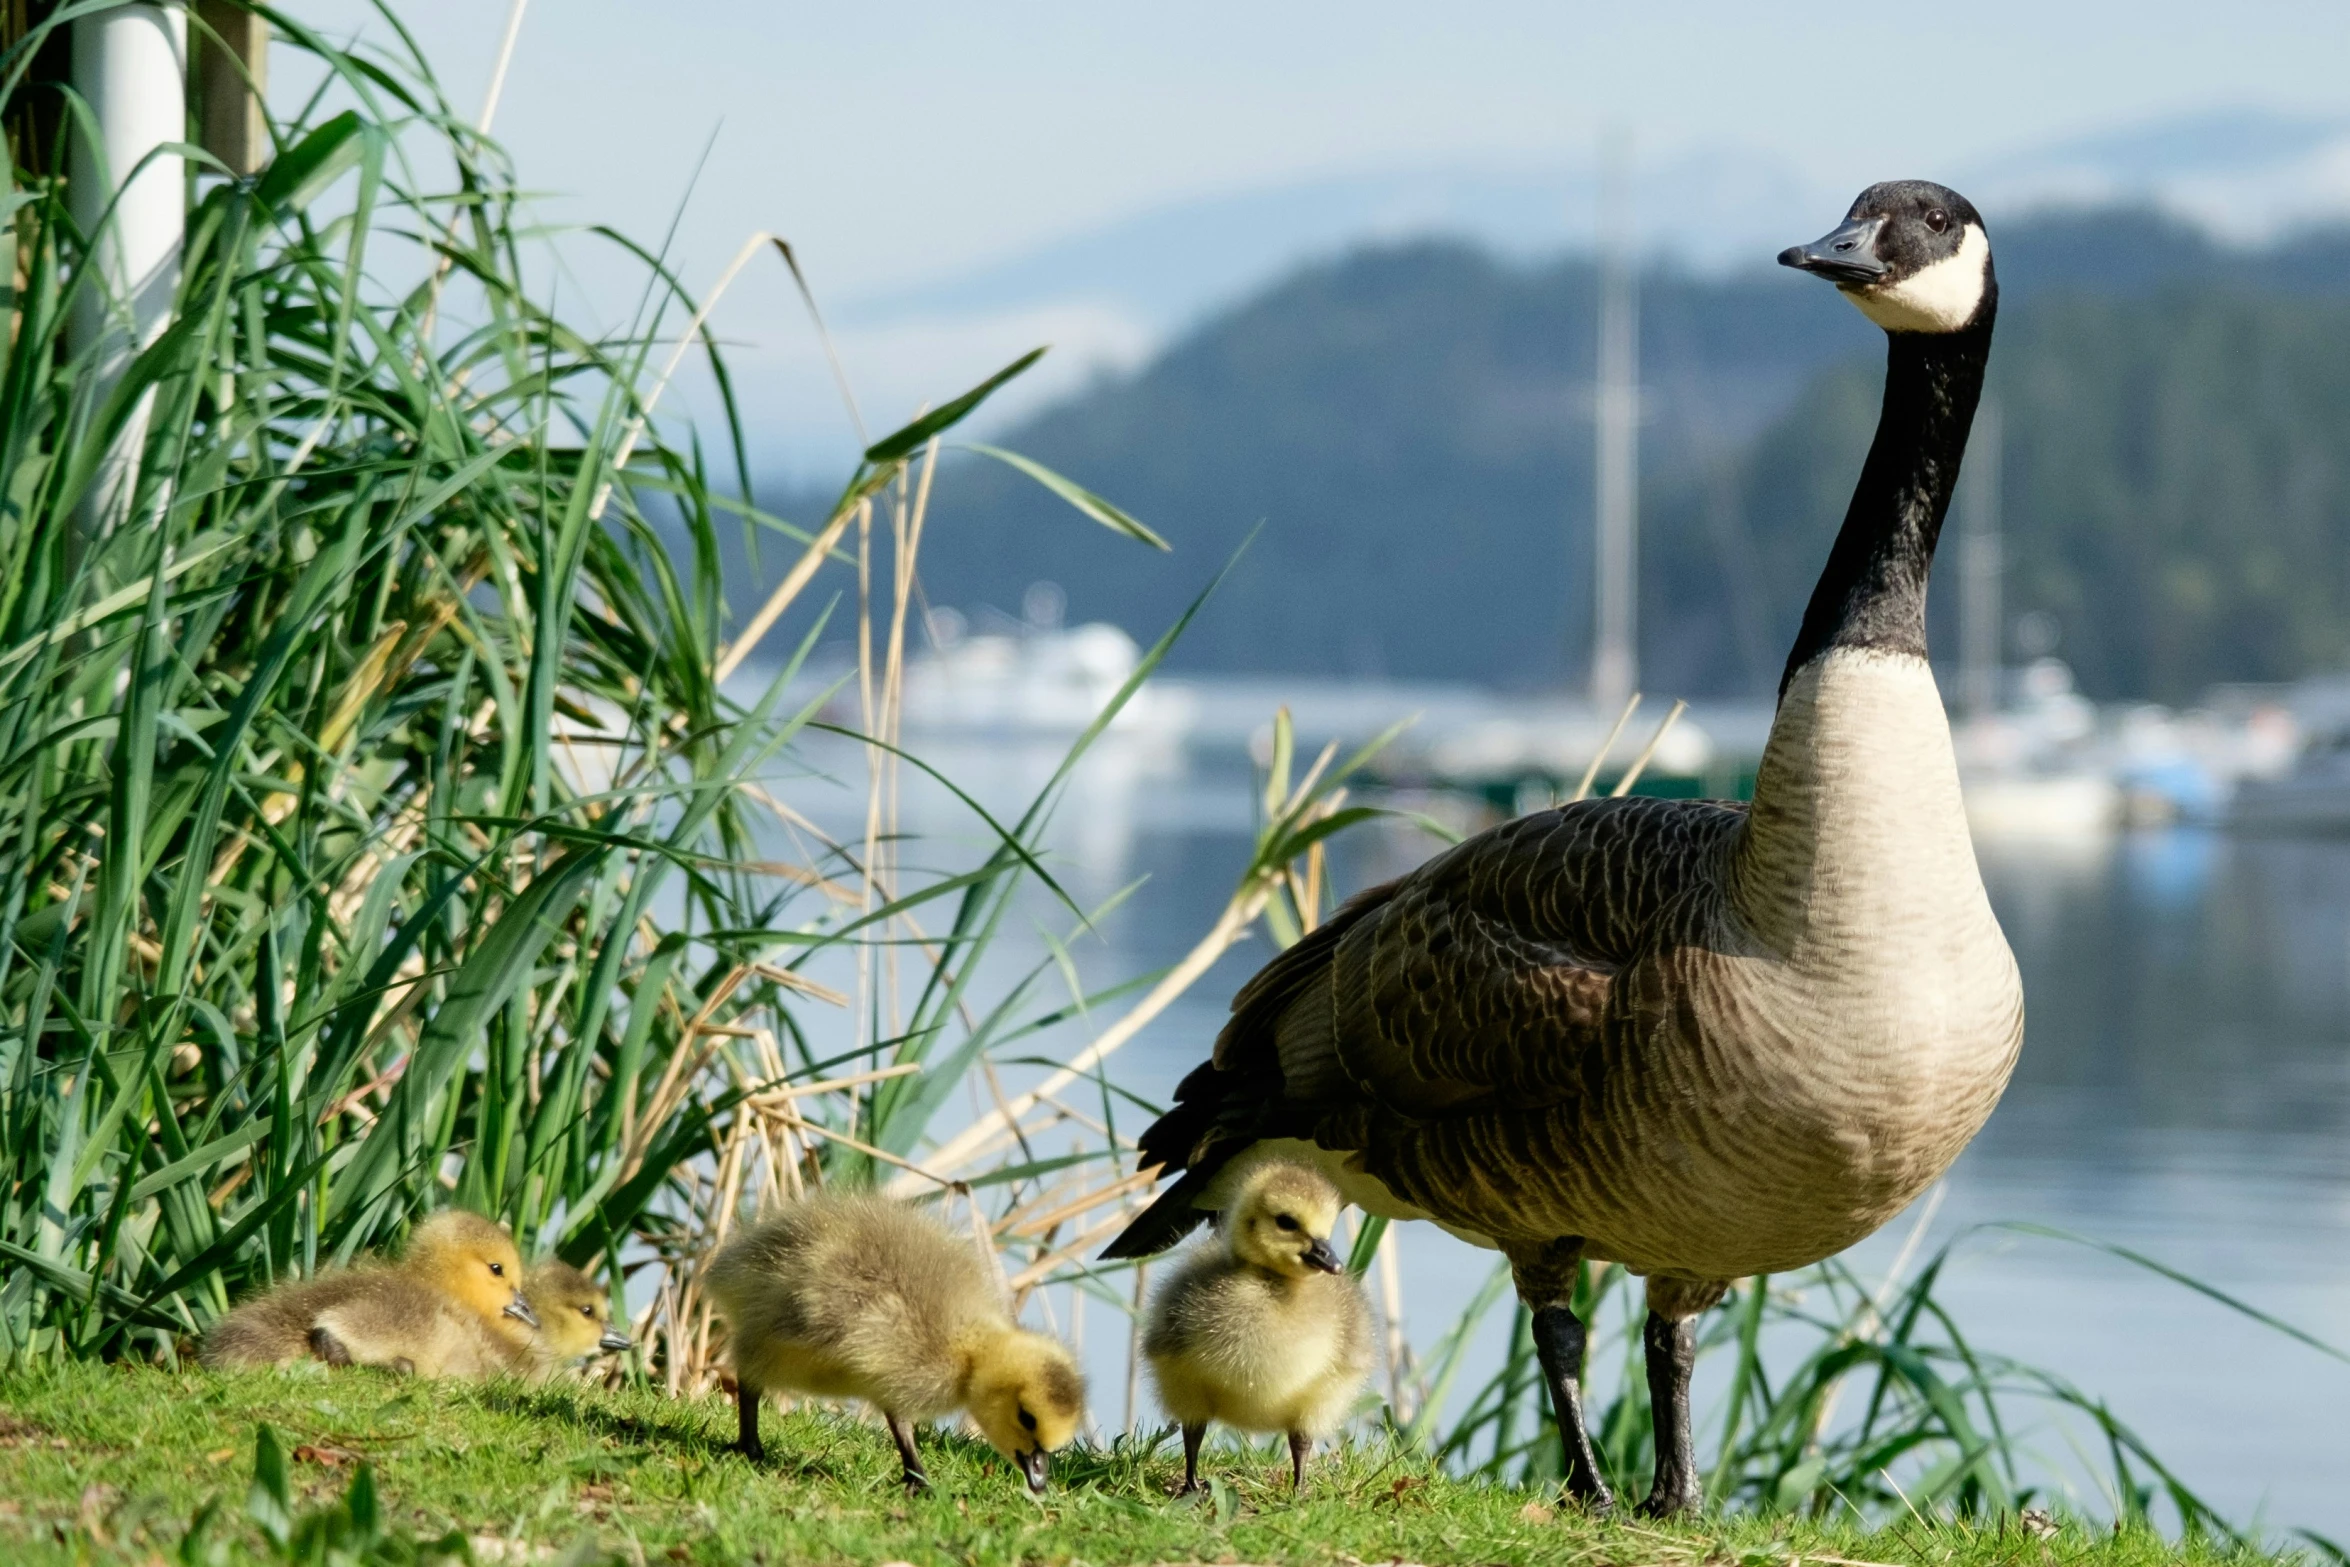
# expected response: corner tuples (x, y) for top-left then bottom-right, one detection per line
(738, 207), (2350, 704)
(794, 109), (2350, 465)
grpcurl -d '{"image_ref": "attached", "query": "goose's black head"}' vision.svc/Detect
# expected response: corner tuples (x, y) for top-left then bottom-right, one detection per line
(1779, 181), (1994, 335)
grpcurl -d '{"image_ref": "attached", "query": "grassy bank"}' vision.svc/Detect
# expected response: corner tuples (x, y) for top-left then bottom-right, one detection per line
(0, 1362), (2293, 1567)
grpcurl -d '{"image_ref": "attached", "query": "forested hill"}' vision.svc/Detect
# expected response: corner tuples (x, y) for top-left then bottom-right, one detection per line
(756, 209), (2350, 703)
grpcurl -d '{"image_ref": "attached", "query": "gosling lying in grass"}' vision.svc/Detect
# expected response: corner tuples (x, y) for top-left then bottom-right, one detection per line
(1142, 1160), (1373, 1494)
(524, 1260), (633, 1377)
(201, 1211), (539, 1377)
(704, 1192), (1085, 1494)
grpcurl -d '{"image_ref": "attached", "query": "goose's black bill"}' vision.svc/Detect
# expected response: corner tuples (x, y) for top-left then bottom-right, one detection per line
(1779, 215), (1887, 284)
(1018, 1448), (1049, 1493)
(504, 1294), (539, 1328)
(598, 1328), (633, 1353)
(1302, 1237), (1344, 1274)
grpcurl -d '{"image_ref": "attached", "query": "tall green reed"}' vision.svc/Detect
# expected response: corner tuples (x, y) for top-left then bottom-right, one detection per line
(0, 0), (1163, 1368)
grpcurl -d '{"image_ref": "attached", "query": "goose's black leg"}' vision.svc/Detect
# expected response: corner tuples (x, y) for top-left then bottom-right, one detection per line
(733, 1380), (765, 1463)
(1530, 1304), (1613, 1508)
(1288, 1430), (1312, 1492)
(1637, 1311), (1699, 1517)
(1637, 1277), (1727, 1517)
(886, 1411), (930, 1493)
(1176, 1422), (1206, 1495)
(307, 1326), (352, 1366)
(1513, 1238), (1612, 1509)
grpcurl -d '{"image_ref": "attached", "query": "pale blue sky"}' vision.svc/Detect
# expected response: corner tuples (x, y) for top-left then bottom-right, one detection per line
(297, 1), (2350, 465)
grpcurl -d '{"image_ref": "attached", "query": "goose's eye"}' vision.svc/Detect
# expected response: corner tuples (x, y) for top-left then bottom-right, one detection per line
(1018, 1408), (1038, 1432)
(580, 1305), (596, 1319)
(488, 1262), (505, 1277)
(1924, 208), (1949, 234)
(1274, 1214), (1299, 1232)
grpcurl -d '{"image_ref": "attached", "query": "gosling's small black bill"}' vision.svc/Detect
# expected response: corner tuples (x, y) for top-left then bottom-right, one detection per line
(504, 1295), (539, 1328)
(1778, 216), (1889, 284)
(1301, 1237), (1344, 1275)
(1018, 1448), (1049, 1493)
(598, 1328), (633, 1353)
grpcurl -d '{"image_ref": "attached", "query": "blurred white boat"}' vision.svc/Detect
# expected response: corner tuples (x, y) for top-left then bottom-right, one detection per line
(896, 590), (1196, 743)
(1953, 659), (2120, 838)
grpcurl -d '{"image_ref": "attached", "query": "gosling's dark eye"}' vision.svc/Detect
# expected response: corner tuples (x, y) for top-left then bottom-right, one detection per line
(488, 1262), (505, 1277)
(1925, 208), (1949, 234)
(580, 1306), (596, 1319)
(1018, 1408), (1037, 1432)
(1274, 1214), (1299, 1232)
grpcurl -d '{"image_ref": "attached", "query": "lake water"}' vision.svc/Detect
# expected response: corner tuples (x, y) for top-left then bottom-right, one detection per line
(781, 717), (2350, 1537)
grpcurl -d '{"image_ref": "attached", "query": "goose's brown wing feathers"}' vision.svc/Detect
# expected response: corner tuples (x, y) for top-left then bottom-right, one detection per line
(1108, 795), (1746, 1258)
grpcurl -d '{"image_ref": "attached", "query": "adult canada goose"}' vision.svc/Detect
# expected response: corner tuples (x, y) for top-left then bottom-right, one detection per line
(1103, 181), (2021, 1517)
(705, 1193), (1086, 1494)
(523, 1261), (634, 1377)
(1142, 1161), (1373, 1494)
(201, 1211), (538, 1376)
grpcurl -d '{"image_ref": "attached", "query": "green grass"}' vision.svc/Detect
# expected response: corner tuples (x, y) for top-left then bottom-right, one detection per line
(0, 1362), (2295, 1567)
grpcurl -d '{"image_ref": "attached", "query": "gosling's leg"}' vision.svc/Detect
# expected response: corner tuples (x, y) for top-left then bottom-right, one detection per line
(885, 1411), (930, 1494)
(1287, 1430), (1312, 1492)
(1636, 1311), (1699, 1517)
(1176, 1421), (1206, 1496)
(1637, 1277), (1726, 1519)
(307, 1326), (352, 1367)
(733, 1380), (765, 1464)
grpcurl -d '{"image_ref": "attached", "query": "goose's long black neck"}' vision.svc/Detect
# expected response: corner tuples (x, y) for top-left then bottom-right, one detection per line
(1777, 309), (1995, 695)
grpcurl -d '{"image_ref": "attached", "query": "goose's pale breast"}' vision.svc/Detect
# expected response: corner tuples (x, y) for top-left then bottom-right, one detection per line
(1346, 650), (2025, 1279)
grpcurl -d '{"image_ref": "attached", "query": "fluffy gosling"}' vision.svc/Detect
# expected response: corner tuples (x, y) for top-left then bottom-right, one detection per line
(201, 1211), (539, 1376)
(704, 1193), (1085, 1493)
(524, 1260), (633, 1377)
(1142, 1160), (1373, 1493)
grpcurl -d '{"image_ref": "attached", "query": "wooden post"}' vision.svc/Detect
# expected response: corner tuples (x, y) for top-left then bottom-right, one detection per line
(193, 0), (265, 176)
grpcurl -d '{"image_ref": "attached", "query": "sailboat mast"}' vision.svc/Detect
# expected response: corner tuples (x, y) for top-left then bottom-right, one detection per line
(1591, 136), (1639, 712)
(1956, 397), (2003, 716)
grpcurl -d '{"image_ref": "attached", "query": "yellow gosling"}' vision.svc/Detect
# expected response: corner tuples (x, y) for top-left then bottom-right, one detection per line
(704, 1193), (1085, 1493)
(1142, 1160), (1373, 1493)
(202, 1211), (538, 1377)
(523, 1260), (632, 1378)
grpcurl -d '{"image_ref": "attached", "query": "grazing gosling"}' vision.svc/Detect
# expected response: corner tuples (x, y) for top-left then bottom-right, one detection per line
(1142, 1160), (1373, 1494)
(705, 1193), (1085, 1494)
(201, 1211), (539, 1376)
(523, 1260), (633, 1378)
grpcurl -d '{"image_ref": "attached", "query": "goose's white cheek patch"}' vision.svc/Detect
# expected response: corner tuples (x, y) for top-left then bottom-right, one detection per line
(1846, 223), (1990, 333)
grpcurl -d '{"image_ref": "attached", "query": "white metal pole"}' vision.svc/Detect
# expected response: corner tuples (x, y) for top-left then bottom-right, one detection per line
(1590, 133), (1639, 713)
(70, 3), (187, 535)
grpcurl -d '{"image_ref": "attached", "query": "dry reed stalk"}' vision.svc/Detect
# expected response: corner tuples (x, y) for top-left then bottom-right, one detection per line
(1572, 693), (1642, 803)
(999, 1167), (1159, 1240)
(781, 1112), (952, 1186)
(747, 963), (849, 1008)
(1125, 1259), (1149, 1434)
(414, 0), (531, 347)
(1375, 1223), (1415, 1422)
(1610, 698), (1689, 798)
(886, 885), (1271, 1194)
(742, 1062), (920, 1106)
(1803, 1179), (1948, 1452)
(586, 230), (790, 528)
(1007, 1208), (1140, 1294)
(957, 1184), (1015, 1306)
(852, 497), (878, 1108)
(712, 494), (862, 691)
